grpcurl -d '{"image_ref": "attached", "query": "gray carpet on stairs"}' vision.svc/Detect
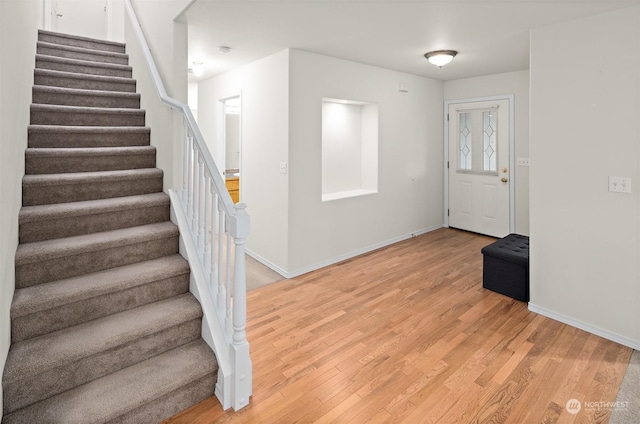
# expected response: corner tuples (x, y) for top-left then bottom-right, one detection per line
(2, 29), (217, 423)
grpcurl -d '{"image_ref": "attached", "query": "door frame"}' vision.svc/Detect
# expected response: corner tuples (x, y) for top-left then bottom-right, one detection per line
(444, 94), (515, 233)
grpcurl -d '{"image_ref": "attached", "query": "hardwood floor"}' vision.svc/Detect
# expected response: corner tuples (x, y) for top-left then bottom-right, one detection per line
(163, 228), (632, 424)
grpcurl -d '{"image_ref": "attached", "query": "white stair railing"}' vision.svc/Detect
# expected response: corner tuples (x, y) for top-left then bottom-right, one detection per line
(125, 0), (251, 411)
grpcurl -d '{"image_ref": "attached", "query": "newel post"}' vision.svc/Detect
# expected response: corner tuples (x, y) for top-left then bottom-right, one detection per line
(229, 203), (252, 410)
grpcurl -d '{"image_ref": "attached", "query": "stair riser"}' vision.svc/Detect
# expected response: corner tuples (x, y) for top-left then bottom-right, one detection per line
(114, 374), (217, 424)
(20, 204), (169, 243)
(32, 90), (140, 109)
(15, 235), (178, 288)
(38, 33), (125, 54)
(4, 319), (201, 415)
(31, 109), (145, 127)
(36, 59), (132, 78)
(34, 73), (136, 93)
(22, 176), (162, 206)
(28, 129), (150, 148)
(37, 45), (128, 65)
(25, 152), (155, 175)
(12, 274), (189, 342)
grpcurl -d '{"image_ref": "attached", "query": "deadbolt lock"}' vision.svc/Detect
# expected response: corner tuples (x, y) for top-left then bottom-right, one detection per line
(502, 167), (508, 173)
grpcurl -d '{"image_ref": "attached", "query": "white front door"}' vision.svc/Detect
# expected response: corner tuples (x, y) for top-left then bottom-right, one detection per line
(53, 0), (108, 40)
(448, 99), (511, 237)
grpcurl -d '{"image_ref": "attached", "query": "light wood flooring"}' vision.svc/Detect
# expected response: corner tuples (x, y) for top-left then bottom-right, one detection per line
(164, 228), (632, 423)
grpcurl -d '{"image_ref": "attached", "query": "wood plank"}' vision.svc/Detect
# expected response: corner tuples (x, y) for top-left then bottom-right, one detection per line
(163, 228), (632, 424)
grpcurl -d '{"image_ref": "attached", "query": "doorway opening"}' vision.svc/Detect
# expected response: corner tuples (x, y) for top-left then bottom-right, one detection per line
(221, 96), (242, 203)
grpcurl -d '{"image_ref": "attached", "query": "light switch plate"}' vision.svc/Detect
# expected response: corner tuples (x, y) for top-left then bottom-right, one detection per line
(279, 162), (288, 174)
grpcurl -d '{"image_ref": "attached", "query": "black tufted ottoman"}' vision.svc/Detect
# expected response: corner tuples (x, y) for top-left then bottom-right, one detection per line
(480, 234), (529, 302)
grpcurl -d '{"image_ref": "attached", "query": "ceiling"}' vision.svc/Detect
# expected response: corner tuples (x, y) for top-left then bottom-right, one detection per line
(182, 0), (640, 83)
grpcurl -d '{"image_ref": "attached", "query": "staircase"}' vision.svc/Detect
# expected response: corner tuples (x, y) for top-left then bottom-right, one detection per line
(2, 30), (217, 423)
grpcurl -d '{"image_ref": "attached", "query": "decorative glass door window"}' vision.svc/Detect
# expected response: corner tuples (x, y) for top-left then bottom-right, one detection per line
(459, 112), (472, 171)
(483, 111), (497, 172)
(456, 107), (499, 174)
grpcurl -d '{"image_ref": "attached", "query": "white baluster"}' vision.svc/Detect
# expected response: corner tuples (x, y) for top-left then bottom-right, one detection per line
(197, 155), (205, 256)
(217, 203), (226, 325)
(204, 172), (212, 272)
(182, 118), (188, 205)
(186, 130), (194, 221)
(209, 194), (218, 307)
(188, 141), (197, 232)
(193, 156), (199, 238)
(225, 228), (232, 336)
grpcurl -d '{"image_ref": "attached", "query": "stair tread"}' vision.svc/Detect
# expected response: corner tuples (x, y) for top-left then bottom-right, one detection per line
(19, 192), (168, 223)
(15, 221), (177, 266)
(3, 294), (202, 383)
(32, 85), (140, 99)
(34, 67), (135, 84)
(4, 339), (215, 424)
(38, 29), (125, 49)
(25, 146), (154, 159)
(22, 168), (162, 186)
(36, 54), (131, 71)
(12, 255), (189, 318)
(31, 103), (144, 115)
(28, 124), (150, 134)
(37, 40), (128, 59)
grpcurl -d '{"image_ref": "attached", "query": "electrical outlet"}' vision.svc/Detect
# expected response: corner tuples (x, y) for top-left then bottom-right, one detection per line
(609, 176), (632, 193)
(279, 162), (288, 174)
(517, 157), (530, 167)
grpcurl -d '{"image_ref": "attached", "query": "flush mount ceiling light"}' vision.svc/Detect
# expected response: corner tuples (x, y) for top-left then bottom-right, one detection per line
(191, 61), (204, 77)
(218, 46), (231, 54)
(424, 50), (458, 67)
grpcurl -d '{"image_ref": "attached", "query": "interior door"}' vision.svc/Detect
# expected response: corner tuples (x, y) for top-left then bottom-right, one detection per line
(448, 99), (510, 237)
(53, 0), (107, 40)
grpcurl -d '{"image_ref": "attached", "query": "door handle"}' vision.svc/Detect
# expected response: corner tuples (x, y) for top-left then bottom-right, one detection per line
(501, 177), (508, 183)
(56, 13), (63, 17)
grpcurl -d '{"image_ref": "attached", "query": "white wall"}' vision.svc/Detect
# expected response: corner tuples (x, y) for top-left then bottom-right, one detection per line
(530, 7), (640, 349)
(188, 81), (198, 121)
(0, 0), (44, 417)
(108, 0), (125, 42)
(126, 0), (190, 191)
(198, 51), (290, 272)
(288, 49), (444, 274)
(444, 70), (530, 235)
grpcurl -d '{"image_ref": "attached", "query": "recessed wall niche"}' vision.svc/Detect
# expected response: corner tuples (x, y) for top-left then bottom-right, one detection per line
(321, 98), (379, 202)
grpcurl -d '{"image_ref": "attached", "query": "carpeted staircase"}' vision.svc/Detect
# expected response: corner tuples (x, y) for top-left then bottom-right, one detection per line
(2, 30), (217, 423)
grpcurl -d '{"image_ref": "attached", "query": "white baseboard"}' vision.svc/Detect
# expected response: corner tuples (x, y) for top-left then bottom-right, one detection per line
(247, 225), (443, 279)
(528, 303), (640, 351)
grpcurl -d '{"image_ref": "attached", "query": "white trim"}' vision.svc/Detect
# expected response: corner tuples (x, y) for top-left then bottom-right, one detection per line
(443, 94), (516, 234)
(249, 225), (443, 279)
(528, 302), (640, 350)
